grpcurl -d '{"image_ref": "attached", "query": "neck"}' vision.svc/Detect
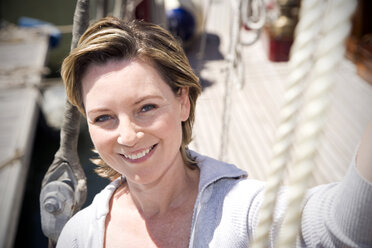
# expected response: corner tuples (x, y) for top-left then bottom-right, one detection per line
(121, 157), (199, 219)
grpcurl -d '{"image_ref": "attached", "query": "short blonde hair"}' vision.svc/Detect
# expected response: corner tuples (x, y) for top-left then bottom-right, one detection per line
(61, 17), (201, 179)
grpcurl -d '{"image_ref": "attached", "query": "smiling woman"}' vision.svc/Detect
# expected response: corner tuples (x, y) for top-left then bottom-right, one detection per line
(56, 16), (372, 248)
(81, 56), (197, 248)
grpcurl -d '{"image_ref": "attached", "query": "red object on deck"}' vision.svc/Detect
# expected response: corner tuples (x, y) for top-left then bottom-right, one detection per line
(267, 38), (293, 62)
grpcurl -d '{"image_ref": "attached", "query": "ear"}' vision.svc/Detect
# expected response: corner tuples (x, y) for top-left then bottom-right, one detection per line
(179, 87), (190, 122)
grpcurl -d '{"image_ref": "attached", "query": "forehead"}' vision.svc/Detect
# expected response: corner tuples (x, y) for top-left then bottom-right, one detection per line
(81, 58), (174, 107)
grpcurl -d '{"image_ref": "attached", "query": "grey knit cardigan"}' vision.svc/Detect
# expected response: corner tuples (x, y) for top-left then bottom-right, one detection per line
(57, 150), (372, 248)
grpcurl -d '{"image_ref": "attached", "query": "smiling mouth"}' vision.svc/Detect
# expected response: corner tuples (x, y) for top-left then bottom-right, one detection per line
(122, 144), (157, 160)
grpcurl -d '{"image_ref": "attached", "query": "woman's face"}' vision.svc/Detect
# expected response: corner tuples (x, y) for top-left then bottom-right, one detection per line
(82, 59), (190, 185)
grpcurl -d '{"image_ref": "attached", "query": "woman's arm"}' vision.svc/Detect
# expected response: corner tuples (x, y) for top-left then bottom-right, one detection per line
(298, 121), (372, 247)
(356, 120), (372, 182)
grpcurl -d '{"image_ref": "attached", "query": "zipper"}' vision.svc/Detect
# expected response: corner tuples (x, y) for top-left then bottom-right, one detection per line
(188, 194), (203, 248)
(188, 181), (217, 248)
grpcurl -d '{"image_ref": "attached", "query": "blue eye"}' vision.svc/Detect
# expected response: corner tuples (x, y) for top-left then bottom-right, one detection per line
(94, 115), (111, 123)
(140, 104), (156, 112)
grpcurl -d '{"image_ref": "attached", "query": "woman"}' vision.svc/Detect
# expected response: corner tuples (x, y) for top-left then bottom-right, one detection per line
(57, 16), (372, 247)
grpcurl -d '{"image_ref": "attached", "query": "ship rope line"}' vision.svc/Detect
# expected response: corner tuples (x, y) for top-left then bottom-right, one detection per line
(249, 0), (356, 247)
(214, 0), (356, 247)
(219, 0), (266, 161)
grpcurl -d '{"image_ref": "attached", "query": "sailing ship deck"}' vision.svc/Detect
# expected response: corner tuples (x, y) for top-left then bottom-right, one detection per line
(0, 28), (48, 248)
(188, 0), (372, 186)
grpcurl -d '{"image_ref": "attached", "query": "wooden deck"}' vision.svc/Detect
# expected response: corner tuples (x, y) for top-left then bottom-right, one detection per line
(0, 27), (48, 248)
(188, 0), (372, 187)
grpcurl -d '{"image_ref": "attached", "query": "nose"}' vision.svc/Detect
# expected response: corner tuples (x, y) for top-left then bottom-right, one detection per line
(117, 118), (139, 147)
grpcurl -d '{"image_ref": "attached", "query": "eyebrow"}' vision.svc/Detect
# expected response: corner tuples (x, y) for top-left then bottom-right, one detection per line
(87, 108), (111, 116)
(134, 95), (164, 105)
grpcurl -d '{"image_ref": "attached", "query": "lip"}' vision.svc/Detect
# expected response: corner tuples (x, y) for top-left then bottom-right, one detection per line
(119, 144), (157, 163)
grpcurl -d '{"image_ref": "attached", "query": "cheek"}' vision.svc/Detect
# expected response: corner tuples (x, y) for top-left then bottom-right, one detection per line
(154, 114), (183, 145)
(88, 125), (114, 154)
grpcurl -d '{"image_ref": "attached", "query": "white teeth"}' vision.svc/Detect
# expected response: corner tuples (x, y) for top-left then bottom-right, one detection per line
(124, 146), (152, 160)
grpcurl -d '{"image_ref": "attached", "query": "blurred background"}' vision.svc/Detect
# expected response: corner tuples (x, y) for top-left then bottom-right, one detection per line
(1, 0), (371, 247)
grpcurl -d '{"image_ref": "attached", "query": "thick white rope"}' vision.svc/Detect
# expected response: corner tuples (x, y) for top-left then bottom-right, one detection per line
(276, 0), (357, 247)
(250, 0), (326, 247)
(251, 0), (357, 247)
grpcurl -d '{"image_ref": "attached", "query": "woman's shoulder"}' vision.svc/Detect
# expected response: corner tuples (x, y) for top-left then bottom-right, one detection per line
(56, 178), (122, 247)
(213, 176), (266, 210)
(77, 176), (122, 222)
(56, 204), (96, 248)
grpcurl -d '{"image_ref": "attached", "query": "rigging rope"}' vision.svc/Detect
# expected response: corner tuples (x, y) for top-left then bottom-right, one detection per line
(277, 0), (356, 246)
(250, 0), (326, 246)
(250, 0), (357, 247)
(219, 0), (266, 161)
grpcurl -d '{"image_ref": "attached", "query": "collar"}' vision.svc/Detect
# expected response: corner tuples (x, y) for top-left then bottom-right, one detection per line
(189, 150), (248, 192)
